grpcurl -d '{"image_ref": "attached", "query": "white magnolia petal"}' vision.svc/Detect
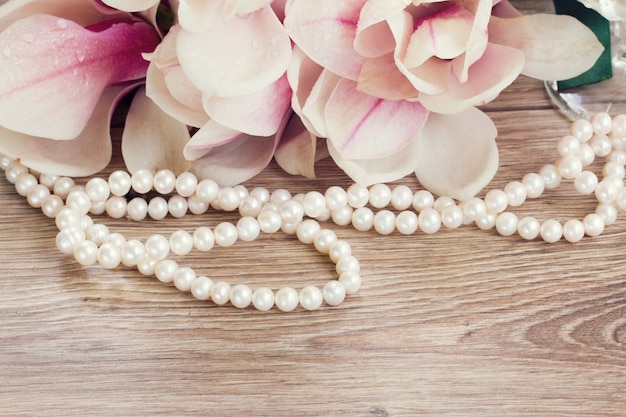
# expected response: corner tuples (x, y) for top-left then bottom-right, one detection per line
(122, 86), (191, 175)
(101, 0), (159, 12)
(274, 115), (324, 179)
(415, 107), (498, 200)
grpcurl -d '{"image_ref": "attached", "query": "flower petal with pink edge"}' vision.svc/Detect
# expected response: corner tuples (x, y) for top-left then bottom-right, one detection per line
(414, 107), (498, 201)
(0, 15), (160, 140)
(101, 0), (159, 12)
(177, 0), (222, 32)
(325, 79), (429, 160)
(358, 53), (419, 100)
(488, 14), (603, 81)
(122, 86), (191, 175)
(274, 114), (328, 179)
(177, 5), (291, 98)
(0, 85), (133, 176)
(451, 0), (491, 83)
(183, 120), (243, 161)
(327, 132), (422, 186)
(354, 0), (410, 58)
(419, 43), (524, 114)
(301, 69), (342, 138)
(287, 46), (323, 117)
(203, 74), (292, 136)
(284, 0), (367, 80)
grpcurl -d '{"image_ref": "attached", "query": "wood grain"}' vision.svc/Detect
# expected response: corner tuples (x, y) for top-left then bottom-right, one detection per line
(1, 1), (625, 415)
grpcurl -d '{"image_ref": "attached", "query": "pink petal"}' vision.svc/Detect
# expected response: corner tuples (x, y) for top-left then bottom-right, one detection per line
(327, 133), (422, 186)
(0, 15), (160, 139)
(122, 86), (191, 175)
(203, 74), (292, 136)
(284, 0), (367, 80)
(489, 14), (604, 81)
(354, 0), (410, 58)
(274, 114), (327, 179)
(0, 85), (134, 176)
(419, 43), (524, 113)
(176, 5), (291, 97)
(183, 120), (243, 161)
(357, 53), (419, 100)
(223, 0), (273, 17)
(101, 0), (159, 12)
(177, 0), (222, 32)
(324, 79), (429, 160)
(300, 69), (342, 138)
(450, 0), (491, 83)
(415, 107), (498, 200)
(287, 46), (323, 117)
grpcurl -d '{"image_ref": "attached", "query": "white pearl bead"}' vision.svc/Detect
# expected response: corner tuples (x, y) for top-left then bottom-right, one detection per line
(211, 281), (230, 305)
(73, 240), (99, 266)
(618, 188), (626, 210)
(339, 271), (361, 294)
(195, 179), (219, 203)
(303, 191), (327, 218)
(55, 207), (82, 230)
(278, 199), (304, 224)
(175, 172), (198, 197)
(15, 173), (37, 196)
(475, 212), (496, 230)
(108, 170), (132, 196)
(296, 219), (321, 244)
(168, 195), (188, 218)
(252, 287), (274, 311)
(595, 180), (619, 203)
(230, 284), (252, 309)
(590, 134), (612, 157)
(237, 216), (261, 242)
(329, 240), (352, 263)
(217, 187), (241, 211)
(347, 183), (369, 208)
(299, 285), (323, 311)
(579, 143), (595, 166)
(193, 226), (215, 251)
(234, 185), (248, 199)
(187, 195), (209, 215)
(495, 212), (518, 236)
(434, 196), (455, 212)
(239, 196), (263, 217)
(522, 173), (545, 199)
(336, 255), (360, 275)
(412, 190), (434, 211)
(250, 187), (270, 204)
(574, 171), (598, 195)
(52, 177), (75, 199)
(331, 205), (353, 226)
(41, 195), (64, 218)
(504, 181), (527, 207)
(373, 210), (396, 235)
(368, 183), (391, 208)
(314, 229), (337, 253)
(103, 233), (126, 250)
(563, 219), (585, 243)
(539, 164), (562, 189)
(65, 190), (91, 215)
(97, 242), (121, 269)
(27, 184), (50, 208)
(137, 258), (157, 276)
(85, 177), (110, 203)
(275, 287), (299, 312)
(323, 281), (346, 306)
(440, 205), (463, 229)
(145, 234), (170, 260)
(191, 276), (213, 300)
(153, 169), (176, 194)
(591, 112), (612, 135)
(127, 197), (148, 221)
(557, 156), (582, 179)
(131, 169), (153, 194)
(121, 239), (145, 267)
(484, 189), (508, 213)
(270, 189), (292, 205)
(596, 203), (618, 225)
(155, 259), (178, 283)
(540, 219), (563, 243)
(418, 208), (441, 234)
(255, 209), (280, 234)
(352, 207), (374, 232)
(214, 222), (238, 247)
(5, 161), (28, 184)
(174, 267), (196, 291)
(612, 114), (626, 136)
(56, 227), (86, 255)
(390, 185), (413, 210)
(557, 135), (581, 156)
(148, 196), (169, 220)
(104, 196), (126, 219)
(169, 230), (193, 256)
(84, 224), (109, 245)
(570, 118), (593, 142)
(462, 197), (486, 220)
(613, 135), (626, 151)
(90, 200), (106, 215)
(325, 186), (348, 211)
(583, 213), (604, 236)
(602, 161), (625, 179)
(517, 216), (540, 240)
(396, 210), (418, 234)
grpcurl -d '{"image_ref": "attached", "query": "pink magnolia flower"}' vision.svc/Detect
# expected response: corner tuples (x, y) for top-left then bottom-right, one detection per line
(0, 0), (161, 176)
(283, 0), (603, 199)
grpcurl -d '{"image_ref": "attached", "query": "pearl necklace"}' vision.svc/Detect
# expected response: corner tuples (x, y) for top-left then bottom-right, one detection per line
(2, 112), (626, 311)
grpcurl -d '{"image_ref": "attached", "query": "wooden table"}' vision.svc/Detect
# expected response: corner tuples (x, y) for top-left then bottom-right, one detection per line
(1, 1), (625, 415)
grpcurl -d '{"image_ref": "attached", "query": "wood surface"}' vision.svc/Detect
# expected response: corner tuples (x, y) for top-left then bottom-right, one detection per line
(1, 1), (625, 416)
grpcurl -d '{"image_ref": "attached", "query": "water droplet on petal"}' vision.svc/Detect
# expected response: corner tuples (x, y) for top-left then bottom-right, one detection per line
(21, 33), (35, 43)
(75, 50), (85, 62)
(56, 19), (68, 30)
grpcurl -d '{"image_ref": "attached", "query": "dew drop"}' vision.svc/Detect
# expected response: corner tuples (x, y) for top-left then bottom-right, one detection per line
(75, 50), (85, 62)
(21, 33), (35, 43)
(56, 19), (68, 30)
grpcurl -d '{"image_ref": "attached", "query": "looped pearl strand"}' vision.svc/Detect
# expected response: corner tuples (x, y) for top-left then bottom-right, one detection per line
(2, 112), (626, 311)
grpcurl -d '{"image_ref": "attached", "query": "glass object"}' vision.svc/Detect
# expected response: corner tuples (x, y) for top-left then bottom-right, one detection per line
(545, 1), (626, 120)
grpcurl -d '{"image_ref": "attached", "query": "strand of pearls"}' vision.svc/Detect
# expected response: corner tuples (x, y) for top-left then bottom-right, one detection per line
(2, 113), (626, 311)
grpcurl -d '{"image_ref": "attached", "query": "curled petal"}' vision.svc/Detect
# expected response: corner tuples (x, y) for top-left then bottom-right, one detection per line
(415, 107), (498, 200)
(287, 46), (323, 117)
(177, 5), (291, 97)
(0, 85), (133, 176)
(122, 86), (191, 175)
(325, 79), (429, 160)
(488, 14), (604, 81)
(284, 0), (366, 80)
(301, 69), (342, 138)
(354, 0), (410, 58)
(0, 15), (160, 139)
(275, 114), (327, 179)
(100, 0), (159, 12)
(358, 53), (419, 100)
(183, 120), (243, 161)
(177, 0), (222, 32)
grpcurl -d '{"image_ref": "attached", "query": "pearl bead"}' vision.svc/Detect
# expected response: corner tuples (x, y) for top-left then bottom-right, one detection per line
(193, 226), (215, 251)
(153, 169), (176, 194)
(270, 188), (291, 205)
(279, 199), (304, 224)
(595, 180), (619, 203)
(55, 207), (82, 230)
(191, 276), (213, 300)
(97, 242), (121, 269)
(175, 172), (198, 197)
(331, 205), (353, 226)
(418, 208), (441, 234)
(368, 183), (391, 208)
(5, 161), (28, 184)
(495, 212), (518, 236)
(336, 255), (360, 275)
(590, 134), (612, 157)
(557, 135), (581, 156)
(74, 240), (99, 266)
(412, 190), (434, 211)
(121, 239), (145, 267)
(440, 204), (463, 229)
(396, 210), (418, 234)
(55, 227), (85, 255)
(27, 184), (50, 208)
(148, 196), (169, 220)
(15, 173), (37, 196)
(347, 183), (369, 208)
(252, 287), (274, 311)
(579, 143), (595, 166)
(52, 177), (74, 199)
(137, 258), (157, 276)
(256, 209), (281, 234)
(540, 219), (563, 243)
(373, 210), (396, 235)
(155, 259), (178, 283)
(103, 233), (126, 250)
(323, 281), (346, 306)
(583, 213), (604, 236)
(539, 164), (562, 189)
(503, 181), (527, 207)
(127, 197), (148, 221)
(339, 271), (361, 294)
(108, 170), (132, 196)
(574, 171), (598, 195)
(618, 188), (626, 210)
(570, 118), (593, 142)
(475, 212), (496, 230)
(173, 267), (196, 291)
(462, 197), (486, 220)
(131, 169), (153, 194)
(217, 187), (241, 211)
(105, 196), (127, 219)
(596, 203), (618, 225)
(325, 186), (348, 211)
(41, 195), (64, 218)
(239, 196), (263, 217)
(84, 224), (109, 245)
(390, 185), (413, 210)
(563, 219), (585, 243)
(591, 112), (612, 135)
(275, 287), (299, 312)
(195, 179), (219, 203)
(522, 173), (545, 199)
(90, 200), (106, 215)
(145, 234), (170, 260)
(303, 191), (326, 218)
(611, 114), (626, 136)
(212, 281), (233, 305)
(250, 187), (270, 204)
(329, 240), (352, 263)
(236, 216), (261, 242)
(557, 156), (582, 179)
(169, 230), (193, 256)
(299, 285), (323, 310)
(296, 219), (321, 244)
(85, 177), (110, 203)
(168, 195), (188, 218)
(517, 216), (540, 240)
(187, 195), (209, 215)
(230, 284), (252, 309)
(484, 189), (508, 213)
(434, 196), (455, 212)
(314, 229), (337, 254)
(352, 207), (374, 232)
(214, 222), (238, 247)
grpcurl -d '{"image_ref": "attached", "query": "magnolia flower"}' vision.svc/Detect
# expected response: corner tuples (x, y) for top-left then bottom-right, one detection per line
(283, 0), (603, 199)
(0, 0), (161, 175)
